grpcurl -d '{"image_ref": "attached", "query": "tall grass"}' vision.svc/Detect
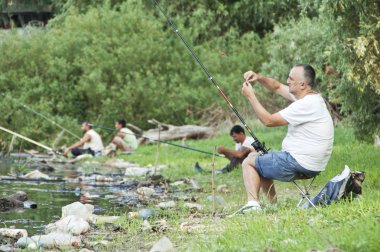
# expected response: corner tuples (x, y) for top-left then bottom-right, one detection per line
(102, 126), (379, 251)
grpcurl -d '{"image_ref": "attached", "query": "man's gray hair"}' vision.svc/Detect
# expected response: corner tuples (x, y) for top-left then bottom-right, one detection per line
(294, 64), (316, 88)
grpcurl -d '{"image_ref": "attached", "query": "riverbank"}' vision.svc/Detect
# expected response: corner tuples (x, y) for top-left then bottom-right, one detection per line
(1, 126), (379, 251)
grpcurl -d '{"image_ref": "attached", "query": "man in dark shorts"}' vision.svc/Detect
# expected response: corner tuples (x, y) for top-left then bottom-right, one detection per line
(234, 64), (334, 214)
(195, 125), (254, 174)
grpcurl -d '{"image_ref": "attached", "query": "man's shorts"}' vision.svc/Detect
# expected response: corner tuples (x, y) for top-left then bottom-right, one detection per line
(254, 151), (320, 182)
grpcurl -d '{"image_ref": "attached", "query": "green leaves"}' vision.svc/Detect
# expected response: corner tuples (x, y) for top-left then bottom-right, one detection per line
(0, 0), (378, 148)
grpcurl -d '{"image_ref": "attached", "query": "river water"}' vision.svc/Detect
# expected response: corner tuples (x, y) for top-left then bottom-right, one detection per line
(0, 156), (130, 236)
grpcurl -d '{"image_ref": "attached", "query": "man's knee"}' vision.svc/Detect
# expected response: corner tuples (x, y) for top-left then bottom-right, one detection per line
(244, 152), (258, 165)
(113, 137), (123, 144)
(242, 154), (255, 169)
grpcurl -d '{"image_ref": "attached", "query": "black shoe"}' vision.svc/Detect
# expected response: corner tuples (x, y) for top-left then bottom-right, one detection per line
(195, 162), (205, 174)
(215, 167), (229, 174)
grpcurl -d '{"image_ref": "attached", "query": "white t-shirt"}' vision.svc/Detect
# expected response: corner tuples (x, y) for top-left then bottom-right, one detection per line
(83, 129), (104, 151)
(279, 94), (334, 171)
(235, 136), (254, 151)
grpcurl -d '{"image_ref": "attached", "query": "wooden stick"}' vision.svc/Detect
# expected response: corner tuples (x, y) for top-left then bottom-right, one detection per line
(211, 146), (216, 217)
(52, 130), (65, 149)
(0, 126), (53, 152)
(7, 135), (16, 154)
(153, 125), (161, 174)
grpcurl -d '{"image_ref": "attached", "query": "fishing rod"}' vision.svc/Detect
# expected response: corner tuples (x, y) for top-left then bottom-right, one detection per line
(0, 126), (54, 152)
(90, 124), (224, 157)
(152, 1), (269, 155)
(1, 93), (81, 140)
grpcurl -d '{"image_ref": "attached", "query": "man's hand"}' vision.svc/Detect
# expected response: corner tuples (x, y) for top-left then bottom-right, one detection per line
(241, 81), (254, 97)
(243, 71), (260, 83)
(64, 148), (70, 156)
(217, 146), (226, 154)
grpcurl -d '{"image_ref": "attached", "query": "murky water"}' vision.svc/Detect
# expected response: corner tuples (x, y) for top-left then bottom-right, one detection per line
(0, 156), (133, 236)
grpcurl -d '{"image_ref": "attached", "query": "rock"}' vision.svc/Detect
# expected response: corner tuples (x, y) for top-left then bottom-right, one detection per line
(9, 191), (27, 202)
(142, 220), (152, 231)
(184, 203), (203, 211)
(206, 195), (225, 205)
(0, 191), (27, 211)
(171, 181), (185, 186)
(149, 236), (174, 252)
(79, 249), (94, 252)
(174, 194), (198, 202)
(95, 175), (114, 182)
(22, 170), (50, 180)
(152, 219), (168, 233)
(217, 184), (229, 193)
(105, 159), (135, 168)
(190, 179), (200, 189)
(62, 202), (94, 221)
(137, 187), (155, 197)
(104, 195), (116, 199)
(0, 244), (13, 252)
(138, 209), (155, 220)
(180, 222), (206, 233)
(125, 165), (166, 177)
(31, 232), (81, 249)
(143, 219), (168, 233)
(125, 167), (152, 177)
(88, 214), (120, 225)
(82, 192), (100, 199)
(0, 228), (28, 240)
(157, 201), (176, 209)
(46, 215), (90, 235)
(70, 154), (93, 163)
(16, 237), (38, 249)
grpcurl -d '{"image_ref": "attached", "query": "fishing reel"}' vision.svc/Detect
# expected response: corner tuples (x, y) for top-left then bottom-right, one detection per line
(251, 140), (269, 155)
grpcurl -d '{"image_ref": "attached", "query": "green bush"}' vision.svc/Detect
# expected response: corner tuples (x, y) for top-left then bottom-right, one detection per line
(0, 0), (378, 149)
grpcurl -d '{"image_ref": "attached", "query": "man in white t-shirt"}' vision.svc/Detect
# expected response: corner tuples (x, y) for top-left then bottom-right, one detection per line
(195, 125), (254, 174)
(64, 122), (104, 157)
(235, 64), (334, 214)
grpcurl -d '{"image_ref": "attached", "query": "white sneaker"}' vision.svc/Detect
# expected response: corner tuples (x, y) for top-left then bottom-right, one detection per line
(228, 201), (261, 218)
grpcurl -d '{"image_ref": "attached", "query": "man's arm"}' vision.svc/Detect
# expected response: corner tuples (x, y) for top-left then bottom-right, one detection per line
(64, 134), (91, 155)
(242, 82), (288, 127)
(218, 146), (252, 159)
(117, 133), (125, 138)
(244, 71), (293, 102)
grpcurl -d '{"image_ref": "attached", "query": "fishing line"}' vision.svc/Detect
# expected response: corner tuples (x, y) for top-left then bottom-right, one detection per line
(1, 94), (81, 140)
(152, 1), (269, 154)
(91, 124), (224, 157)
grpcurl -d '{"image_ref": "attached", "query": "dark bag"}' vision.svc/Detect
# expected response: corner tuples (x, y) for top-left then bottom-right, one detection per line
(305, 165), (365, 207)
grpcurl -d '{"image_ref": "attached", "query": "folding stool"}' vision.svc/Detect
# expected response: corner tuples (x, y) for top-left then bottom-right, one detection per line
(292, 173), (318, 208)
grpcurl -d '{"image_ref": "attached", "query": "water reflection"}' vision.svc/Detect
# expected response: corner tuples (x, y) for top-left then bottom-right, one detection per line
(0, 157), (127, 236)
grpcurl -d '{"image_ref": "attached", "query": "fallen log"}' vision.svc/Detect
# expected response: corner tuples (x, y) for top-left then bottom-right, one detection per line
(140, 119), (214, 144)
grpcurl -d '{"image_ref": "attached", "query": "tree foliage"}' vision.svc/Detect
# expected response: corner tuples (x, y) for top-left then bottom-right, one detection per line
(0, 0), (378, 148)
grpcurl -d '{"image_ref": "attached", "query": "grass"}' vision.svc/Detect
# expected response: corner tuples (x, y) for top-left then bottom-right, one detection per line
(92, 125), (380, 252)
